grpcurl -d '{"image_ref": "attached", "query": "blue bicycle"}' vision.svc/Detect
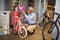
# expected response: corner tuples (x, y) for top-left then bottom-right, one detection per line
(42, 13), (60, 40)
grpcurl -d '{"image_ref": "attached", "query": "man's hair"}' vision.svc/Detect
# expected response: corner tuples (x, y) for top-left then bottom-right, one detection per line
(28, 7), (34, 11)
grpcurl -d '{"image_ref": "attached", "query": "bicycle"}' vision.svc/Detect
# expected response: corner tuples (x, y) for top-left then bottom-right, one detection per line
(37, 11), (51, 27)
(14, 17), (27, 38)
(42, 13), (60, 40)
(15, 7), (28, 38)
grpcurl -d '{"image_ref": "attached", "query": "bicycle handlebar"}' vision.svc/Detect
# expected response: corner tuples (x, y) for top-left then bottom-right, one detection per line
(54, 13), (60, 19)
(54, 13), (60, 16)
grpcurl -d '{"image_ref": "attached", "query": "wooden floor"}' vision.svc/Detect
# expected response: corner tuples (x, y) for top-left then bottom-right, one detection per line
(0, 27), (52, 40)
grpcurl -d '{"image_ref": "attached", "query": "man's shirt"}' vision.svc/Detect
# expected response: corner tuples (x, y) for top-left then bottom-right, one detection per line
(24, 12), (36, 24)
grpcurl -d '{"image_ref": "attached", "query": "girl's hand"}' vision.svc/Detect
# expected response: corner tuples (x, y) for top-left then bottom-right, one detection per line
(22, 11), (25, 14)
(15, 16), (18, 18)
(15, 16), (20, 19)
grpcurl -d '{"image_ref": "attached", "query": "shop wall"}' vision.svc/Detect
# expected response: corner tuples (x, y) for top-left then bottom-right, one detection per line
(55, 0), (60, 14)
(0, 0), (4, 11)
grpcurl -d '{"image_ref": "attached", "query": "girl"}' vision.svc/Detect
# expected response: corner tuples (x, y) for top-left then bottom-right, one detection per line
(12, 6), (20, 33)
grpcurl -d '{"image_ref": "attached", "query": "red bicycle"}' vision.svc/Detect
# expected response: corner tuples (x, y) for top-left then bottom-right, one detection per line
(14, 17), (27, 38)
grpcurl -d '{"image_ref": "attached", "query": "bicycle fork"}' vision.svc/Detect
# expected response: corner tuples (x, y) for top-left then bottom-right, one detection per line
(48, 24), (55, 33)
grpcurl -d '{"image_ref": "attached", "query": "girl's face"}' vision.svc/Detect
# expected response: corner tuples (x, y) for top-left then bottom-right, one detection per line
(15, 7), (18, 11)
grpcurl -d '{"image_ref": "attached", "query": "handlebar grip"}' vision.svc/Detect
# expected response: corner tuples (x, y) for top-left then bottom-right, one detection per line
(54, 13), (60, 16)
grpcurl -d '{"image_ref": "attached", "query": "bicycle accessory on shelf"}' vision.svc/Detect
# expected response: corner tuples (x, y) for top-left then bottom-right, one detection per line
(48, 0), (56, 6)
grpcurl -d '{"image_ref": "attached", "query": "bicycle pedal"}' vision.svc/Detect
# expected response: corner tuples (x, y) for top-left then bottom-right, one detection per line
(48, 31), (51, 33)
(52, 38), (55, 40)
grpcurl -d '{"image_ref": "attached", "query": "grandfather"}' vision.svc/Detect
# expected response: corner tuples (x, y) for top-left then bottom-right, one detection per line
(23, 7), (36, 34)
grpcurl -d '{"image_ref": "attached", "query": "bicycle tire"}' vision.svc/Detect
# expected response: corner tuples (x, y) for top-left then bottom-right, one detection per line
(42, 22), (59, 40)
(18, 26), (27, 38)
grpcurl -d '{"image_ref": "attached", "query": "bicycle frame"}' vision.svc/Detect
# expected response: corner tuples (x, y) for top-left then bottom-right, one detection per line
(46, 13), (60, 33)
(42, 13), (60, 40)
(15, 20), (22, 32)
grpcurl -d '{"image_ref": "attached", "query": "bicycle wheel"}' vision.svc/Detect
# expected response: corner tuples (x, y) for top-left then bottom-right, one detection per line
(18, 26), (27, 38)
(42, 22), (59, 40)
(52, 22), (59, 40)
(37, 18), (45, 27)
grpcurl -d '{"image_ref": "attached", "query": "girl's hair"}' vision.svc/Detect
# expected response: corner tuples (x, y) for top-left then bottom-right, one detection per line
(13, 6), (19, 11)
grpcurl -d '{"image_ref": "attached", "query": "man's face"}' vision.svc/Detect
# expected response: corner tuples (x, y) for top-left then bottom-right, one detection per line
(28, 9), (32, 14)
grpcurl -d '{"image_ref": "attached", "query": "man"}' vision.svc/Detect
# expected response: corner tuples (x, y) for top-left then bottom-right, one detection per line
(23, 7), (36, 34)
